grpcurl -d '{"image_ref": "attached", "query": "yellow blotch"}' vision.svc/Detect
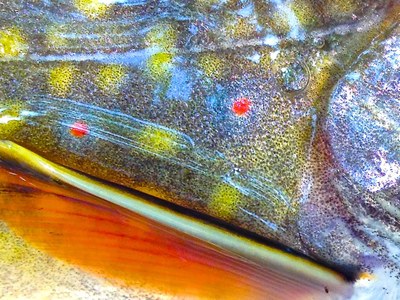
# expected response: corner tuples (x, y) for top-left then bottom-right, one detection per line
(325, 0), (358, 17)
(96, 65), (127, 94)
(145, 24), (177, 52)
(290, 0), (322, 29)
(209, 183), (241, 220)
(146, 52), (173, 82)
(74, 0), (109, 19)
(198, 53), (225, 79)
(48, 64), (78, 97)
(226, 18), (256, 39)
(0, 100), (25, 139)
(138, 126), (180, 156)
(0, 28), (27, 59)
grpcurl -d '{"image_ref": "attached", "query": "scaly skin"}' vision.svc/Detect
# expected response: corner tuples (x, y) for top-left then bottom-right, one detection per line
(0, 0), (399, 284)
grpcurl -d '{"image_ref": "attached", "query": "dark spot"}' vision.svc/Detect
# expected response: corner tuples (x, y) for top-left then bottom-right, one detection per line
(325, 287), (329, 294)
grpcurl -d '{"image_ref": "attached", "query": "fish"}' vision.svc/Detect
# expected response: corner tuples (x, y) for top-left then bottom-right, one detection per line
(0, 0), (399, 299)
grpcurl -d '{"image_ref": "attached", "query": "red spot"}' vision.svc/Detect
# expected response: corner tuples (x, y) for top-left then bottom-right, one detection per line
(70, 121), (89, 138)
(232, 97), (251, 116)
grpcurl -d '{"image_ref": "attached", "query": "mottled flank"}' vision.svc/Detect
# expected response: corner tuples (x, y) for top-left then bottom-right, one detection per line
(0, 0), (399, 297)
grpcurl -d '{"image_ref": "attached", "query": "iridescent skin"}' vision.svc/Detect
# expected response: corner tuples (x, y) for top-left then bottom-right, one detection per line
(0, 0), (399, 281)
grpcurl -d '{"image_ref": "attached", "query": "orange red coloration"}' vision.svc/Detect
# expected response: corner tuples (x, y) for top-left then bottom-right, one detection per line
(232, 97), (251, 116)
(0, 165), (338, 299)
(69, 120), (89, 138)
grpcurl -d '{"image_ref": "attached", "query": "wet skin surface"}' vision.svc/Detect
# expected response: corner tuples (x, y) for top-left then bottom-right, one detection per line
(0, 0), (399, 288)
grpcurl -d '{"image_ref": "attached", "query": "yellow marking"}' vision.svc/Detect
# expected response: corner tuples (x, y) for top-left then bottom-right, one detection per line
(48, 64), (78, 97)
(139, 126), (179, 156)
(145, 24), (177, 51)
(209, 183), (241, 220)
(226, 18), (256, 39)
(96, 65), (127, 94)
(146, 52), (173, 82)
(290, 0), (321, 29)
(0, 28), (27, 59)
(74, 0), (110, 19)
(144, 23), (177, 86)
(325, 0), (358, 16)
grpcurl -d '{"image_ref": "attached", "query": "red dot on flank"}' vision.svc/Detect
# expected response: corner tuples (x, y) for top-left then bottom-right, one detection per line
(232, 97), (251, 116)
(70, 121), (89, 138)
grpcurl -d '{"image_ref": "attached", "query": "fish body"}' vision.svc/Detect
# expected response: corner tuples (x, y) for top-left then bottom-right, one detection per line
(0, 0), (399, 299)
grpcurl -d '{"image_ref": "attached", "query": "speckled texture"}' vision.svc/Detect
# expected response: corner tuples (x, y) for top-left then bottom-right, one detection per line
(0, 0), (399, 285)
